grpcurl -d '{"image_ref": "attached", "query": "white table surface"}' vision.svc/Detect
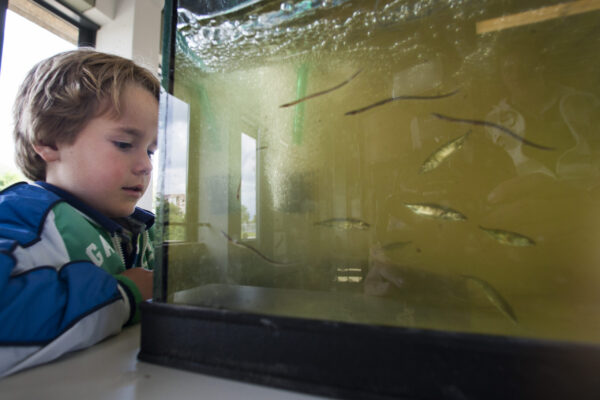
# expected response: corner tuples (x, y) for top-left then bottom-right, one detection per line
(0, 325), (327, 400)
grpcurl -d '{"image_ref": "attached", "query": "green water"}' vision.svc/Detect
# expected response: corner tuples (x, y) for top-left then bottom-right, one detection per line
(163, 0), (600, 343)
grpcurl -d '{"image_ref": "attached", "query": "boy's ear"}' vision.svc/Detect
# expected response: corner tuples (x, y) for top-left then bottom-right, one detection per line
(33, 144), (60, 162)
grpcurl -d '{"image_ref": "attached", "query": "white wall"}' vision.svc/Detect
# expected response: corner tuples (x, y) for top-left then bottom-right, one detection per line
(85, 0), (165, 210)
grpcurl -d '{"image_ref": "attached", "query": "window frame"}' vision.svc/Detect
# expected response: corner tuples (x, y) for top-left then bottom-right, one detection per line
(31, 0), (99, 46)
(0, 0), (99, 72)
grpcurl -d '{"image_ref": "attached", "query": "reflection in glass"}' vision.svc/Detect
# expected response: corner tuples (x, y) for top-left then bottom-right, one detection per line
(157, 93), (190, 241)
(241, 132), (257, 239)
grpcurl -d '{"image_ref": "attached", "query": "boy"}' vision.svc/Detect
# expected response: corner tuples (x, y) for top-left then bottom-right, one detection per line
(0, 49), (160, 377)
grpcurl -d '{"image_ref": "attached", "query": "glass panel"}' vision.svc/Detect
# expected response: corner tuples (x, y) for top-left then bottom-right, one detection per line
(159, 0), (600, 344)
(157, 93), (190, 242)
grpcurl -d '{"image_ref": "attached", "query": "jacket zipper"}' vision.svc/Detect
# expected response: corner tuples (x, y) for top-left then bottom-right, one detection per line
(111, 234), (126, 266)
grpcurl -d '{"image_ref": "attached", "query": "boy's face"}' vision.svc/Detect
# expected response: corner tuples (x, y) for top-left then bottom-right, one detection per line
(43, 83), (159, 218)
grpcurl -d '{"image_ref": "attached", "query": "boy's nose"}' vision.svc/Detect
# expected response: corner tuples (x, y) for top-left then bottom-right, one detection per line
(134, 153), (153, 175)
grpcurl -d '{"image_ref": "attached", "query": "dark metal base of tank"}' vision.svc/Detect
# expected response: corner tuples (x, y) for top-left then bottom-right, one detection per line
(139, 299), (600, 400)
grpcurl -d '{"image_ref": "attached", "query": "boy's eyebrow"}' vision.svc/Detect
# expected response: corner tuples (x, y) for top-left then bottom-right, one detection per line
(120, 127), (158, 146)
(121, 127), (143, 137)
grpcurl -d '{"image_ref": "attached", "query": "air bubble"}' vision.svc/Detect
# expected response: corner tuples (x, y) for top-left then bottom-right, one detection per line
(201, 27), (211, 40)
(280, 2), (294, 13)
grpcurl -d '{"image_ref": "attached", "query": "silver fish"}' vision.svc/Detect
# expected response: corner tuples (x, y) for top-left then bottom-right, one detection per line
(314, 218), (370, 230)
(479, 226), (535, 247)
(420, 130), (471, 173)
(404, 203), (467, 221)
(461, 274), (518, 324)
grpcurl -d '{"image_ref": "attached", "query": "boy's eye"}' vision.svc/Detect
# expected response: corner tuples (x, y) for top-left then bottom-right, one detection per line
(147, 149), (155, 158)
(113, 141), (132, 150)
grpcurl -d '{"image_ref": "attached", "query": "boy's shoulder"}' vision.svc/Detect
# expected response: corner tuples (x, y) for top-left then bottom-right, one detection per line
(0, 180), (59, 201)
(0, 182), (64, 246)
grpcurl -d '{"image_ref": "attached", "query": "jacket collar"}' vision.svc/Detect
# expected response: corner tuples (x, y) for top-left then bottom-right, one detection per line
(36, 181), (154, 234)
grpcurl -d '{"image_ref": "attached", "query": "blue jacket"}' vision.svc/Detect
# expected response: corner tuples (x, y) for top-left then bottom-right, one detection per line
(0, 182), (155, 377)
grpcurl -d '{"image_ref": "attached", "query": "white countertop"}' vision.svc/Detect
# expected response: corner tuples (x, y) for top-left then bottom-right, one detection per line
(0, 325), (326, 400)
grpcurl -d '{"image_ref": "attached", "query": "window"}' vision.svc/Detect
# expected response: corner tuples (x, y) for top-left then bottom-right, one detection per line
(0, 3), (76, 189)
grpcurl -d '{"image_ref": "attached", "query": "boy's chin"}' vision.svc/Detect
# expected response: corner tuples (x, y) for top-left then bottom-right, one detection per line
(106, 205), (138, 218)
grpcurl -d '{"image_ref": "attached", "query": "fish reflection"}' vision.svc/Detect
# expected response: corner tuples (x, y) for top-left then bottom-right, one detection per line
(461, 274), (518, 324)
(404, 203), (467, 221)
(314, 218), (370, 230)
(479, 226), (536, 247)
(420, 130), (471, 173)
(280, 69), (362, 108)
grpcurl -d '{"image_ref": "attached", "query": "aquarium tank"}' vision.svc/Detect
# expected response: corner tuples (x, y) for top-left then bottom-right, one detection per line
(139, 0), (600, 398)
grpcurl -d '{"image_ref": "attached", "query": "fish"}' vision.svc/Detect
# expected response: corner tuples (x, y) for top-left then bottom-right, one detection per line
(221, 231), (298, 266)
(381, 241), (412, 251)
(432, 112), (555, 151)
(404, 203), (467, 221)
(314, 218), (370, 230)
(479, 226), (536, 247)
(461, 274), (518, 324)
(420, 130), (471, 173)
(345, 89), (460, 116)
(280, 69), (363, 108)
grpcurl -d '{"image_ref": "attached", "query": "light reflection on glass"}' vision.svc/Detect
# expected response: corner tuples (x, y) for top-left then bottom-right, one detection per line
(241, 132), (257, 240)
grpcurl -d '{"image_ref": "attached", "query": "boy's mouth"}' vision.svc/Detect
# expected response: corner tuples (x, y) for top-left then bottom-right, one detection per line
(123, 185), (144, 195)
